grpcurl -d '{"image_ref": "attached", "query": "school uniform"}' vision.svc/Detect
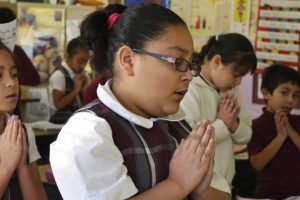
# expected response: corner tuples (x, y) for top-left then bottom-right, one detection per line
(248, 108), (300, 199)
(180, 75), (252, 194)
(50, 80), (193, 200)
(48, 61), (81, 124)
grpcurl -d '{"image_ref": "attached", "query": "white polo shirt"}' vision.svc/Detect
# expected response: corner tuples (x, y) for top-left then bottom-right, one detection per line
(48, 61), (76, 112)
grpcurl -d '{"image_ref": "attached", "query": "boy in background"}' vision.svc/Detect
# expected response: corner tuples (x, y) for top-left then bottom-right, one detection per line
(247, 64), (300, 199)
(49, 37), (89, 124)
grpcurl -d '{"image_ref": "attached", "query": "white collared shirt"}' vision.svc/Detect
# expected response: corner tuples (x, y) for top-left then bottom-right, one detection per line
(48, 61), (78, 111)
(50, 80), (186, 200)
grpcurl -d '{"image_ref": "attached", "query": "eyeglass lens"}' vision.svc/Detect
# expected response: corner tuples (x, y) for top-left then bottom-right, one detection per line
(175, 59), (199, 76)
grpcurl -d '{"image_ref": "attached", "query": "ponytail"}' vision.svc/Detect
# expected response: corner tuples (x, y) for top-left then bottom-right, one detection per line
(80, 4), (127, 73)
(193, 36), (217, 66)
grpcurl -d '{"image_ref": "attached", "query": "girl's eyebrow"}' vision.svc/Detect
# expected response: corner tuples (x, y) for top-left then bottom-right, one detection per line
(0, 65), (17, 69)
(280, 87), (290, 90)
(167, 46), (189, 55)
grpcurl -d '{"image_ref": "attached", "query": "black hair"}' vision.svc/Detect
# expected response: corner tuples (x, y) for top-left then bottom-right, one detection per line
(0, 7), (16, 23)
(261, 64), (300, 94)
(193, 33), (257, 76)
(0, 40), (19, 76)
(80, 3), (187, 74)
(0, 39), (16, 62)
(66, 37), (89, 58)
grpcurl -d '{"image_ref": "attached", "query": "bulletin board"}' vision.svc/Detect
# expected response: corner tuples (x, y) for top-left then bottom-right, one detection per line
(17, 4), (66, 59)
(124, 0), (171, 8)
(16, 2), (96, 59)
(171, 0), (231, 52)
(253, 0), (300, 104)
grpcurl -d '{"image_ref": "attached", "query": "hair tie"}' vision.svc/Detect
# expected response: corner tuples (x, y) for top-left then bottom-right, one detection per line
(215, 34), (219, 41)
(107, 13), (120, 30)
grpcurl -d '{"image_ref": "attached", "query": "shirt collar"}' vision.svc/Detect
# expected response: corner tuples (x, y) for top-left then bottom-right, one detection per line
(193, 74), (237, 98)
(197, 73), (221, 93)
(61, 61), (75, 79)
(97, 79), (186, 128)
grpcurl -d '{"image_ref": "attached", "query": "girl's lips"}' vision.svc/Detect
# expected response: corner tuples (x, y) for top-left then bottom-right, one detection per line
(6, 94), (17, 98)
(174, 90), (187, 100)
(6, 94), (17, 101)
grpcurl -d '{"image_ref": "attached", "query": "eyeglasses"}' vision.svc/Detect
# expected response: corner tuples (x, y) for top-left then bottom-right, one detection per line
(133, 49), (200, 77)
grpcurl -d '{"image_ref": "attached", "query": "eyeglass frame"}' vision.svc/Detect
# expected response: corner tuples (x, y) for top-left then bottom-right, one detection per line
(132, 48), (200, 77)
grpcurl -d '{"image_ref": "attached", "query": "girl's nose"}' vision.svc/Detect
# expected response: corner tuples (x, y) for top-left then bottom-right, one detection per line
(287, 94), (294, 104)
(182, 70), (193, 83)
(6, 76), (16, 88)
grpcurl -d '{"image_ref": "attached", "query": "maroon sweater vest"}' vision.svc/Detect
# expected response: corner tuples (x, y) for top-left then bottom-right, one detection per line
(79, 99), (192, 195)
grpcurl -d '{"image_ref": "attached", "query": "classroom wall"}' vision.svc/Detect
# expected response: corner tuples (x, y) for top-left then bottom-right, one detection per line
(239, 74), (264, 119)
(232, 0), (300, 119)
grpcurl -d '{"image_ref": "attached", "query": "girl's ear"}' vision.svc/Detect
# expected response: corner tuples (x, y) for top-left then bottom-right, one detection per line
(117, 46), (134, 76)
(210, 54), (222, 70)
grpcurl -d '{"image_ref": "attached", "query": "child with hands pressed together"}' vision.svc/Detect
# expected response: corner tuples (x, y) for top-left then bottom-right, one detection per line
(49, 37), (89, 124)
(247, 64), (300, 199)
(0, 42), (47, 200)
(217, 93), (241, 133)
(50, 3), (216, 200)
(180, 33), (257, 199)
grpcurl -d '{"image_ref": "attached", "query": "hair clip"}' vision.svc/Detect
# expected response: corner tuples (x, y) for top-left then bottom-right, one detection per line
(215, 34), (219, 41)
(107, 13), (120, 30)
(213, 25), (228, 41)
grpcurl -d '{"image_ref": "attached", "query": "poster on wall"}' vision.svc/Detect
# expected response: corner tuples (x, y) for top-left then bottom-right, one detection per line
(16, 4), (65, 83)
(124, 0), (171, 8)
(66, 19), (81, 44)
(189, 0), (231, 51)
(249, 0), (259, 42)
(253, 0), (300, 104)
(171, 0), (192, 27)
(230, 0), (251, 37)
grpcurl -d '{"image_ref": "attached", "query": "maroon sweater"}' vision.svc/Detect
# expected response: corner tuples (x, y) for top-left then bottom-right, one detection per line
(247, 108), (300, 199)
(14, 45), (40, 86)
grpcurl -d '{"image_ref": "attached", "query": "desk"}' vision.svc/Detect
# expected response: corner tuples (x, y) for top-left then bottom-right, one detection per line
(33, 128), (60, 137)
(19, 97), (40, 103)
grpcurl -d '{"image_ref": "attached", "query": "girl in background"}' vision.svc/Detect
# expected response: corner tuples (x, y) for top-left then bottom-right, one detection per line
(49, 37), (89, 124)
(181, 33), (257, 199)
(0, 41), (47, 199)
